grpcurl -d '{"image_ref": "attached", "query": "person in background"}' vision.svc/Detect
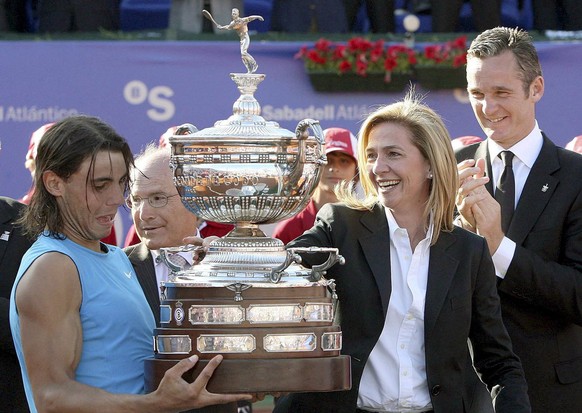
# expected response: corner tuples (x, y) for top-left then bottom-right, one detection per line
(1, 0), (32, 32)
(36, 0), (120, 32)
(272, 127), (358, 245)
(169, 0), (243, 34)
(429, 0), (501, 32)
(0, 141), (33, 413)
(531, 0), (582, 31)
(565, 135), (582, 153)
(456, 26), (582, 412)
(342, 0), (395, 33)
(270, 0), (348, 33)
(21, 122), (121, 246)
(20, 123), (54, 205)
(451, 135), (483, 151)
(124, 126), (234, 248)
(9, 115), (251, 413)
(0, 0), (7, 31)
(274, 94), (530, 413)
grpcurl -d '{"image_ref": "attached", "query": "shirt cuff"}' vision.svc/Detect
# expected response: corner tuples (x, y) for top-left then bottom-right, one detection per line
(492, 237), (516, 279)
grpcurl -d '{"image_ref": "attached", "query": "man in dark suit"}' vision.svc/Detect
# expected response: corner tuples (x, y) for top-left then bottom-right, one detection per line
(124, 144), (239, 413)
(456, 27), (582, 412)
(0, 197), (33, 412)
(275, 95), (530, 413)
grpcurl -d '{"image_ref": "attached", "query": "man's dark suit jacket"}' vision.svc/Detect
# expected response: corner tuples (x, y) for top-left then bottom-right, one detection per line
(124, 242), (161, 324)
(274, 203), (530, 413)
(456, 135), (582, 412)
(124, 242), (238, 413)
(0, 197), (33, 412)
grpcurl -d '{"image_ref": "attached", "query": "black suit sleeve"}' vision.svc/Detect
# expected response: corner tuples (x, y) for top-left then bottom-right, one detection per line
(468, 236), (530, 412)
(499, 157), (582, 326)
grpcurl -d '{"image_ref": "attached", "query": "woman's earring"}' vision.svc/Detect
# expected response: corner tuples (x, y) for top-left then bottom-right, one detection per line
(427, 172), (433, 179)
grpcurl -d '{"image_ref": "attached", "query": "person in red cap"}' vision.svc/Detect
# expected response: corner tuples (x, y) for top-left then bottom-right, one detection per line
(565, 136), (582, 154)
(21, 122), (121, 245)
(272, 127), (359, 244)
(451, 135), (483, 151)
(20, 123), (55, 205)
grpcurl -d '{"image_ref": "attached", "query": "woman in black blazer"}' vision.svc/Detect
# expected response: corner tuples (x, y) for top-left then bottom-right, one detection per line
(274, 94), (530, 413)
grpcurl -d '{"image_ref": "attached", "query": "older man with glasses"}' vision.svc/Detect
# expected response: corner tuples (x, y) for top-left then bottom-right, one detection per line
(124, 143), (203, 324)
(123, 143), (240, 413)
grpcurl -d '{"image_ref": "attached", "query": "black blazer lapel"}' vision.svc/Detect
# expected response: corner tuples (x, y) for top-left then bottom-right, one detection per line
(359, 205), (391, 316)
(125, 242), (161, 324)
(425, 231), (459, 336)
(475, 141), (495, 195)
(509, 135), (559, 242)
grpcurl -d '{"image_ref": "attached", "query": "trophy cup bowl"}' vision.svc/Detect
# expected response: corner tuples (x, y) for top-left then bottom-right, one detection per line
(144, 14), (351, 395)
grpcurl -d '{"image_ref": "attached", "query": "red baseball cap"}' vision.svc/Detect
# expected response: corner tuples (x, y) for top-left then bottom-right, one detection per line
(158, 126), (178, 148)
(26, 123), (54, 161)
(566, 136), (582, 154)
(451, 135), (483, 150)
(323, 127), (357, 163)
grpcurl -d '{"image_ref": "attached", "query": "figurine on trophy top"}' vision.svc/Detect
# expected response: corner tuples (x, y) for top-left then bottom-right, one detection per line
(203, 8), (264, 74)
(203, 7), (265, 118)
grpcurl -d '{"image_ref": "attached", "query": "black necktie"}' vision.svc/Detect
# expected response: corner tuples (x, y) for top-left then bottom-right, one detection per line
(495, 151), (515, 233)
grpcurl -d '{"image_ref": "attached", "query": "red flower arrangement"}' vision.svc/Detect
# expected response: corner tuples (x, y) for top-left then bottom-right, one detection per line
(295, 37), (417, 80)
(415, 35), (468, 68)
(296, 35), (469, 91)
(296, 35), (468, 74)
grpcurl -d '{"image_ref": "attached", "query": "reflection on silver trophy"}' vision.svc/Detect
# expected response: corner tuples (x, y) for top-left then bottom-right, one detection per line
(145, 9), (351, 394)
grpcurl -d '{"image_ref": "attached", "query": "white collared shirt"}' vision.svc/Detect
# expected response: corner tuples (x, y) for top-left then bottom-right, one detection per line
(487, 122), (543, 278)
(357, 209), (433, 413)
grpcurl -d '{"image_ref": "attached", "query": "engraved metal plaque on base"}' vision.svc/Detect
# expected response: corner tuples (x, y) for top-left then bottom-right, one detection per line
(144, 10), (351, 394)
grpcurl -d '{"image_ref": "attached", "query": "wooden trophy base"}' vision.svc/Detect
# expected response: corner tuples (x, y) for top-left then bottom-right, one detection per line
(144, 356), (352, 394)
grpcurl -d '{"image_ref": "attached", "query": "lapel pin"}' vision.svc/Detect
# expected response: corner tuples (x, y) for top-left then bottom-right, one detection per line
(542, 184), (549, 192)
(0, 230), (10, 241)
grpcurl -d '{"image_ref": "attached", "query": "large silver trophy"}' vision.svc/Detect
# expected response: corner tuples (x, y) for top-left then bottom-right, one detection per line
(144, 9), (351, 394)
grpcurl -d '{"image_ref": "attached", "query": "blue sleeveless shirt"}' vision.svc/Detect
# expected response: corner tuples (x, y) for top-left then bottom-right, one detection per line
(10, 233), (156, 412)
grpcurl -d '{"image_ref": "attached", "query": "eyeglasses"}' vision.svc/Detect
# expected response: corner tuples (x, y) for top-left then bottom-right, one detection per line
(125, 193), (180, 209)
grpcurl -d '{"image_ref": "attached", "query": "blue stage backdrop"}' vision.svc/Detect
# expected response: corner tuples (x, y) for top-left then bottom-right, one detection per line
(1, 40), (580, 202)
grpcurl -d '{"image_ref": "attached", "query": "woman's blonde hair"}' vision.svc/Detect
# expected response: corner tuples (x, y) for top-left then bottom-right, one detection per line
(338, 92), (458, 244)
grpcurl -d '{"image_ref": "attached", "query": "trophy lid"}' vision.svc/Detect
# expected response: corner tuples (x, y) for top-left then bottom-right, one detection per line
(170, 73), (297, 144)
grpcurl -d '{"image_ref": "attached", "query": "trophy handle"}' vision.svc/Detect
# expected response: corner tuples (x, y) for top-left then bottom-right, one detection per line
(296, 119), (326, 162)
(268, 247), (345, 284)
(286, 247), (345, 282)
(158, 249), (181, 273)
(175, 123), (198, 135)
(169, 123), (198, 160)
(269, 250), (301, 283)
(295, 118), (324, 145)
(158, 245), (205, 273)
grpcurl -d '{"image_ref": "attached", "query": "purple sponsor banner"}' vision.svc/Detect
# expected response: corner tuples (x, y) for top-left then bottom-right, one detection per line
(0, 40), (580, 204)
